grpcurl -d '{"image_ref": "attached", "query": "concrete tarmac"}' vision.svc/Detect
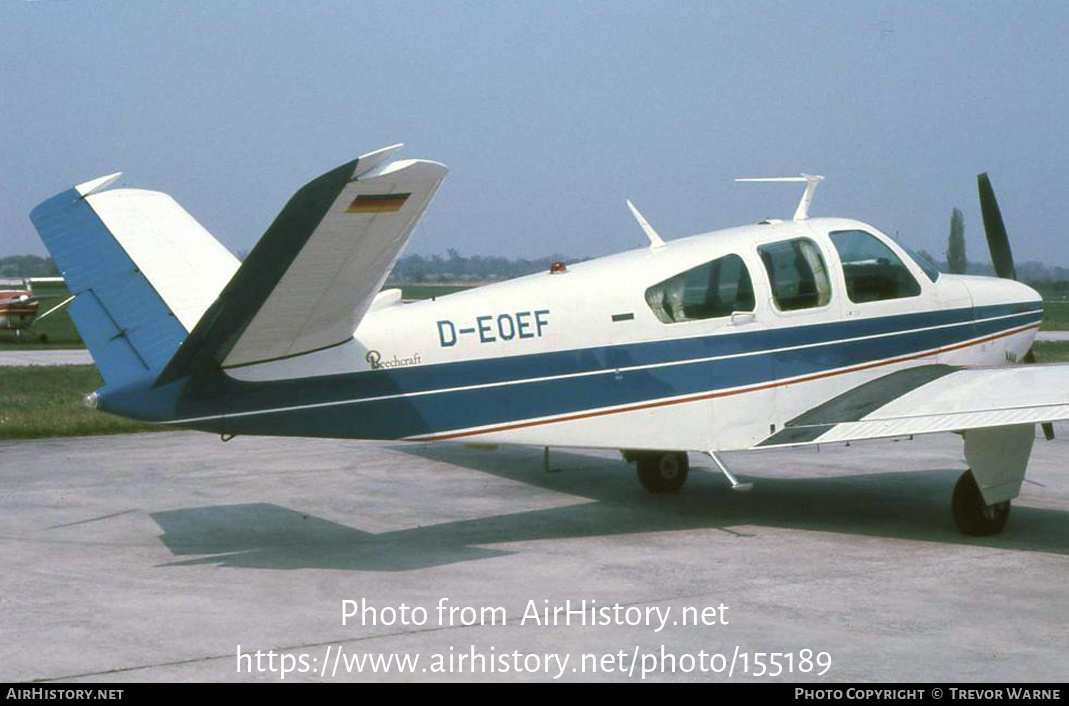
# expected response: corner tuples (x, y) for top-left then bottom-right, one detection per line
(0, 349), (92, 366)
(1, 428), (1066, 682)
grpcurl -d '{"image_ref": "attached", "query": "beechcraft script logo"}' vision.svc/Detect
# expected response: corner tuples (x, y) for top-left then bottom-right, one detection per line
(366, 349), (422, 370)
(347, 193), (411, 213)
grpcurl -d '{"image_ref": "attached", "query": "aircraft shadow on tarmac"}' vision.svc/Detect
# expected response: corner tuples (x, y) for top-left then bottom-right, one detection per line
(149, 444), (1069, 572)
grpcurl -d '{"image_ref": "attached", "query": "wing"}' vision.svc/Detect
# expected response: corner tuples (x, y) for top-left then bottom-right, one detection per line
(156, 145), (446, 385)
(757, 364), (1069, 448)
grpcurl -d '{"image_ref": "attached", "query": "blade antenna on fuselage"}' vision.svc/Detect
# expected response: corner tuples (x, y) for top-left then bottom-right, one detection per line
(626, 200), (666, 249)
(735, 174), (825, 220)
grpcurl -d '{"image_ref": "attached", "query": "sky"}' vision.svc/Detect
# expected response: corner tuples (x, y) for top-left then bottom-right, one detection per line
(2, 1), (1068, 266)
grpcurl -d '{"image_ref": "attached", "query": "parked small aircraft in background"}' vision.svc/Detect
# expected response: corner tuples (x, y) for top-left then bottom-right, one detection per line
(0, 277), (71, 340)
(29, 145), (1068, 536)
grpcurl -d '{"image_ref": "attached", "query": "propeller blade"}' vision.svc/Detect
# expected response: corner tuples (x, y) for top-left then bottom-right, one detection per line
(977, 173), (1017, 280)
(975, 175), (1053, 439)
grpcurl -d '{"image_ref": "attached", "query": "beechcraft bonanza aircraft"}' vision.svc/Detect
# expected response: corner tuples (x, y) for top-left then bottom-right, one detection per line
(29, 145), (1069, 536)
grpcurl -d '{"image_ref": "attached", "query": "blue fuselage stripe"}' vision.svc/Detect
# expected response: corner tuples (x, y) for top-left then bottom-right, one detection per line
(103, 302), (1043, 440)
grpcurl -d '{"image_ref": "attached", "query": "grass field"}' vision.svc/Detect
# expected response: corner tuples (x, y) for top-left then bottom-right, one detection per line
(1041, 301), (1069, 331)
(0, 365), (158, 440)
(1033, 341), (1069, 363)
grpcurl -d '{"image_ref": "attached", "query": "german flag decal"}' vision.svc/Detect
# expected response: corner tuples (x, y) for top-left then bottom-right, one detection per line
(347, 192), (411, 213)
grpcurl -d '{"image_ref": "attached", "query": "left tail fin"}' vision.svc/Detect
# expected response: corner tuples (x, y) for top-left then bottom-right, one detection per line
(29, 174), (239, 388)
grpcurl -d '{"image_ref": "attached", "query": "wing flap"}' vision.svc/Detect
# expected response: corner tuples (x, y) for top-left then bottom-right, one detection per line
(758, 364), (1069, 448)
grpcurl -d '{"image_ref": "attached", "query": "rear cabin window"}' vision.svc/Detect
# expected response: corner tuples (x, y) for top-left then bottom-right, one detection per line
(758, 238), (833, 311)
(645, 254), (755, 324)
(830, 230), (922, 303)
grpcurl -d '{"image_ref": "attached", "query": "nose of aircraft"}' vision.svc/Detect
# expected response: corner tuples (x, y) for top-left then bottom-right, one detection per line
(965, 275), (1042, 311)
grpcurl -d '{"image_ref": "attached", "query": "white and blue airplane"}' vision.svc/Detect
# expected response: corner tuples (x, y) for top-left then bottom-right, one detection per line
(29, 145), (1069, 537)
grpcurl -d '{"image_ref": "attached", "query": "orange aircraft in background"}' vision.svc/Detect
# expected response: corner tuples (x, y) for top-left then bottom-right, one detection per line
(0, 277), (71, 340)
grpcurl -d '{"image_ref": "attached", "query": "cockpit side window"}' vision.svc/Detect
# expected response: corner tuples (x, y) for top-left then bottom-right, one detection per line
(645, 254), (755, 324)
(758, 238), (833, 311)
(830, 229), (922, 303)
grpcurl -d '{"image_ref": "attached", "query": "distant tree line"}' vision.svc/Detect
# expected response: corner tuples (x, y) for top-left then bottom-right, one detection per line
(0, 254), (58, 278)
(387, 249), (590, 283)
(4, 250), (593, 283)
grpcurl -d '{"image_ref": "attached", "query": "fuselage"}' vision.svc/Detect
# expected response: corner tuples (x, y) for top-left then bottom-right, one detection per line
(99, 217), (1042, 452)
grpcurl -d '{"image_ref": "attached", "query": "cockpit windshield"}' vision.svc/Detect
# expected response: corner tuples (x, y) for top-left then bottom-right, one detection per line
(896, 240), (941, 282)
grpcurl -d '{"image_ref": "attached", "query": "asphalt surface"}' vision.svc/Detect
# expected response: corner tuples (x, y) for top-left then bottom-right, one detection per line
(1, 428), (1066, 682)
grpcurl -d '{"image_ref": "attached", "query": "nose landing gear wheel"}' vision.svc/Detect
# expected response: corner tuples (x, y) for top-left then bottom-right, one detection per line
(636, 452), (689, 493)
(952, 469), (1010, 536)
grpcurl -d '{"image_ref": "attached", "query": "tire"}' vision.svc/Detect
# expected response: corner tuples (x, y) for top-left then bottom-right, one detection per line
(952, 469), (1010, 536)
(637, 452), (689, 493)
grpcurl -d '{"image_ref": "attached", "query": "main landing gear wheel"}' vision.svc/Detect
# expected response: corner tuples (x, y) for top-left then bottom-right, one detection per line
(952, 469), (1010, 536)
(636, 452), (689, 493)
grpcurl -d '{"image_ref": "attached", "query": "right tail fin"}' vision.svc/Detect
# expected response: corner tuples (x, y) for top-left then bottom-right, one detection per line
(29, 174), (239, 388)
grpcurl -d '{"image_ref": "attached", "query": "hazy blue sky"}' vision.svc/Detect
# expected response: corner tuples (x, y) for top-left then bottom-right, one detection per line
(2, 1), (1068, 266)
